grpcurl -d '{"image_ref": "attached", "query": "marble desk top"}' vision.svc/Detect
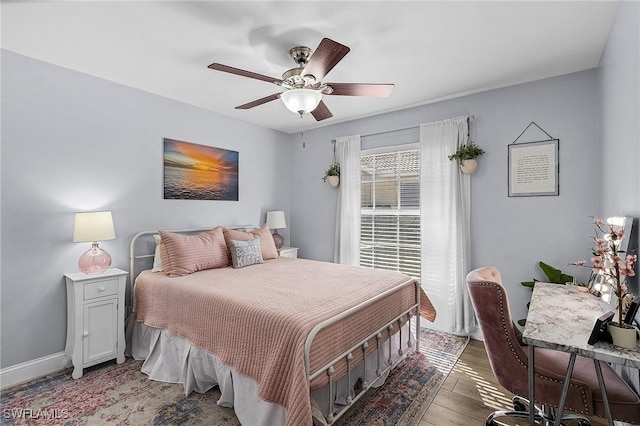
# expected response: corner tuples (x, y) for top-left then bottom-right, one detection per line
(522, 282), (640, 369)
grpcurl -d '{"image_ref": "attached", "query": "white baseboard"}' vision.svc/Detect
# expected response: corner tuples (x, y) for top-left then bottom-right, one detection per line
(0, 352), (69, 390)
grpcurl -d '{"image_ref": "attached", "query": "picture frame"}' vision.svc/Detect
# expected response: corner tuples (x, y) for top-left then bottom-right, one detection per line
(163, 138), (239, 201)
(623, 297), (639, 325)
(508, 139), (559, 197)
(587, 311), (614, 345)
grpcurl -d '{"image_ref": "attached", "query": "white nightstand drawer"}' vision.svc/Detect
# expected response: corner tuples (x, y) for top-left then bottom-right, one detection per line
(83, 278), (119, 300)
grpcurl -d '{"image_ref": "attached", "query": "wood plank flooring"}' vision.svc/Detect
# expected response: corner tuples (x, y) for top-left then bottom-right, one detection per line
(419, 339), (609, 426)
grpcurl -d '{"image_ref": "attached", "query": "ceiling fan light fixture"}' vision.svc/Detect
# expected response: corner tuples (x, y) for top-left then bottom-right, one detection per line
(281, 88), (322, 115)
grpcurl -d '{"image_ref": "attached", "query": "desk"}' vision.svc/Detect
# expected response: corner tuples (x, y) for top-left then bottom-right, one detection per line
(522, 282), (640, 426)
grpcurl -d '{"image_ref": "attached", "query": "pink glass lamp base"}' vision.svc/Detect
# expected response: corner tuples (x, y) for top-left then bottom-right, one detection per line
(272, 230), (284, 250)
(78, 242), (112, 274)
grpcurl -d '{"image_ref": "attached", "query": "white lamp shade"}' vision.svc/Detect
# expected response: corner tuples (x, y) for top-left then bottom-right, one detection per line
(73, 211), (116, 242)
(266, 211), (287, 229)
(280, 89), (322, 114)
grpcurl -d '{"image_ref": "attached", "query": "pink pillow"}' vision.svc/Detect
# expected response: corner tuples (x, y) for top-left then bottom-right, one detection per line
(159, 238), (171, 273)
(223, 227), (254, 244)
(159, 227), (229, 277)
(223, 225), (279, 260)
(250, 224), (279, 260)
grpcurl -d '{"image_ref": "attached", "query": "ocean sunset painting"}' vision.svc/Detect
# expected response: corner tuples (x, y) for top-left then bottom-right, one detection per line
(163, 138), (239, 201)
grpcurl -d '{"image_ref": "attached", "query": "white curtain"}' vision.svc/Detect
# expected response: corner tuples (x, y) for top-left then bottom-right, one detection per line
(420, 117), (475, 334)
(334, 135), (361, 265)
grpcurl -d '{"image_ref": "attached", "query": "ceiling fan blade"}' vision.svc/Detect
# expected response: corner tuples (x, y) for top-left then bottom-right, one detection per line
(326, 83), (395, 97)
(301, 38), (350, 81)
(208, 63), (283, 85)
(235, 93), (281, 110)
(311, 100), (333, 121)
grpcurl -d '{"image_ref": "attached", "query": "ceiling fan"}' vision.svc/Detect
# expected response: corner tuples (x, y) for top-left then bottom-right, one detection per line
(208, 38), (394, 121)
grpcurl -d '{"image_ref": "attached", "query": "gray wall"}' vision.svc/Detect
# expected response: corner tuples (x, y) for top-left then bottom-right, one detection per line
(289, 70), (599, 329)
(2, 0), (638, 369)
(0, 50), (292, 368)
(596, 0), (640, 295)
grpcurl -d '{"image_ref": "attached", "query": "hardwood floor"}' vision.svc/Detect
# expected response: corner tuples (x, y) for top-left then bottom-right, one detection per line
(419, 339), (609, 426)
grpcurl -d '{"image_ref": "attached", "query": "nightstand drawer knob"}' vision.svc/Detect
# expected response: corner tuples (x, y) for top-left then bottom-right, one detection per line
(83, 331), (89, 337)
(83, 279), (119, 300)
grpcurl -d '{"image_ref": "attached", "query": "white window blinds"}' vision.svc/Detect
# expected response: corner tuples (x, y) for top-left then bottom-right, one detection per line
(360, 148), (421, 280)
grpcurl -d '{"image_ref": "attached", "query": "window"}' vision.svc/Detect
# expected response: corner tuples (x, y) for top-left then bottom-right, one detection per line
(360, 147), (420, 280)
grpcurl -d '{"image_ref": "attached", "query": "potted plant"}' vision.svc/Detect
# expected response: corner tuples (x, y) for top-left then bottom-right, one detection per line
(448, 142), (485, 174)
(572, 218), (638, 348)
(322, 162), (340, 187)
(518, 262), (578, 327)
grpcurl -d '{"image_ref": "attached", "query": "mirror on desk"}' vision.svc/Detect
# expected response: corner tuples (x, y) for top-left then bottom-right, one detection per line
(589, 216), (635, 308)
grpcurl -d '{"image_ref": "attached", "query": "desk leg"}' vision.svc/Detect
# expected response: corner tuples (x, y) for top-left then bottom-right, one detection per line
(528, 345), (536, 426)
(554, 352), (577, 426)
(593, 360), (613, 426)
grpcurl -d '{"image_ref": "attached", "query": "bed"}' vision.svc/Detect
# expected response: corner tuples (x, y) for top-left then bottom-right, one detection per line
(127, 225), (433, 426)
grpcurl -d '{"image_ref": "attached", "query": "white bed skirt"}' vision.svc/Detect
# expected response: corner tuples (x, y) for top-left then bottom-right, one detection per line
(131, 321), (414, 426)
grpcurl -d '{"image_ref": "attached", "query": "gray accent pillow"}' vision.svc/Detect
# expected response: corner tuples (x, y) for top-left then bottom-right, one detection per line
(229, 237), (264, 268)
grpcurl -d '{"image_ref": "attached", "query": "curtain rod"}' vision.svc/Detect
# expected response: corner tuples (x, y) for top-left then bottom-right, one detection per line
(331, 115), (475, 143)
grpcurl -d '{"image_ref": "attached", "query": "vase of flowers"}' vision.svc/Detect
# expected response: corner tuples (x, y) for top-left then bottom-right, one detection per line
(573, 218), (638, 348)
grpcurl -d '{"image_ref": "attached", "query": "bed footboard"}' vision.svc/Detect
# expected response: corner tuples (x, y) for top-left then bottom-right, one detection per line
(304, 278), (420, 424)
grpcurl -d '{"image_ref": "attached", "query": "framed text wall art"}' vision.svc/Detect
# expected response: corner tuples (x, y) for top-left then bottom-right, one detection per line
(508, 122), (559, 197)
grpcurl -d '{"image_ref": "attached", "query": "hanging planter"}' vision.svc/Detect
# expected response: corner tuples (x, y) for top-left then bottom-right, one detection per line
(448, 141), (485, 174)
(326, 175), (340, 187)
(322, 142), (340, 187)
(322, 162), (340, 187)
(459, 159), (478, 174)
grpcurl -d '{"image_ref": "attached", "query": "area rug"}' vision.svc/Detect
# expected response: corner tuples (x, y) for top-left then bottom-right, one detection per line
(0, 327), (468, 426)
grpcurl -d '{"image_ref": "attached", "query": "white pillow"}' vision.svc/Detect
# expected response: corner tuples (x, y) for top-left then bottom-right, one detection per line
(151, 234), (164, 272)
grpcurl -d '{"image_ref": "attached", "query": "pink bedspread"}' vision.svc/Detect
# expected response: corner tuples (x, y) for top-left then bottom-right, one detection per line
(134, 257), (418, 426)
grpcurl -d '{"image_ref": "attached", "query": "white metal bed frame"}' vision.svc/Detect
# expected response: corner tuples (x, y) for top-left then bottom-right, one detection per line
(129, 226), (421, 425)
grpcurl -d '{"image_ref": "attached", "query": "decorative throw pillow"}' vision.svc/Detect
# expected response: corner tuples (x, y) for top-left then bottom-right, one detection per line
(223, 225), (279, 261)
(159, 238), (172, 274)
(229, 238), (264, 268)
(223, 227), (253, 245)
(159, 227), (229, 277)
(250, 224), (279, 260)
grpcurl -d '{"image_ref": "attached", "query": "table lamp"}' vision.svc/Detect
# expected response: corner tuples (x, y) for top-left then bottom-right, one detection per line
(266, 211), (286, 249)
(73, 211), (116, 274)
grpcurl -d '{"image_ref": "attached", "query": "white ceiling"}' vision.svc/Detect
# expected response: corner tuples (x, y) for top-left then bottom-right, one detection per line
(1, 1), (618, 134)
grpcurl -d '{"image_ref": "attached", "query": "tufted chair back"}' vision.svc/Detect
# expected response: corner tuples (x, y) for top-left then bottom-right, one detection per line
(466, 267), (532, 398)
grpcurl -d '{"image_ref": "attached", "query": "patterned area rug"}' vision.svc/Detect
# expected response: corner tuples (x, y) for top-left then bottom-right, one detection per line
(336, 327), (469, 426)
(0, 327), (468, 426)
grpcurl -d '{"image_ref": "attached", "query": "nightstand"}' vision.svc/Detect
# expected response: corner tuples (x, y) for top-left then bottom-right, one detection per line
(64, 268), (127, 379)
(278, 247), (298, 259)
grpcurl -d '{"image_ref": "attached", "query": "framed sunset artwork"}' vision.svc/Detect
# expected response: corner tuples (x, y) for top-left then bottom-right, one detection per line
(163, 138), (239, 201)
